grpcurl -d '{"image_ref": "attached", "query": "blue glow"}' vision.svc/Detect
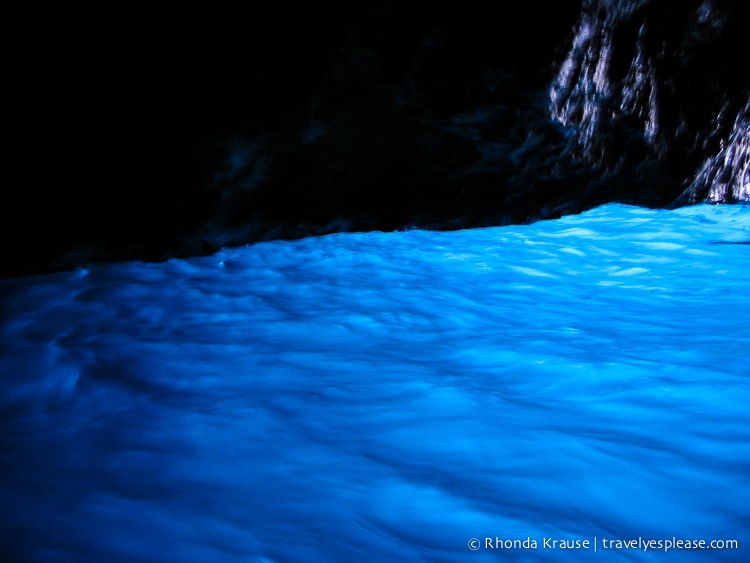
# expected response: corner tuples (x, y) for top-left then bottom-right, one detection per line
(1, 203), (748, 561)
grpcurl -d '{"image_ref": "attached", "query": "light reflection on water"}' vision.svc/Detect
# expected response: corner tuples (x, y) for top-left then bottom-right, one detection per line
(1, 204), (748, 562)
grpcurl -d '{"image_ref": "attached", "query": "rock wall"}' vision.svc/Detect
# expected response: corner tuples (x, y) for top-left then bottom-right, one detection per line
(4, 1), (747, 279)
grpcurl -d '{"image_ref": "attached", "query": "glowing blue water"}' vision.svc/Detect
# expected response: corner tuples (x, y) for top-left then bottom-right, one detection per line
(1, 203), (748, 562)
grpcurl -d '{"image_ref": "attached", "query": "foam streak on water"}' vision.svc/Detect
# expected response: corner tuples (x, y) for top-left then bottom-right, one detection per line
(1, 204), (748, 562)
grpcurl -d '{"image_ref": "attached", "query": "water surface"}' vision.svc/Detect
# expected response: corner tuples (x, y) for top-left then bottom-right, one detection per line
(1, 203), (748, 561)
